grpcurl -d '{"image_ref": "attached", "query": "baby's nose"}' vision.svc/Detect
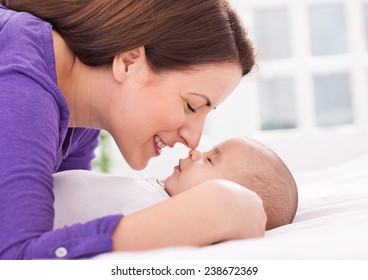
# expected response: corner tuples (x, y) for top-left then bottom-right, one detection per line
(189, 149), (202, 160)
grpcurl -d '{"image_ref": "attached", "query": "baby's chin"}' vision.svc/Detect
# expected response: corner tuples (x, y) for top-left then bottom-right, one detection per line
(162, 178), (176, 197)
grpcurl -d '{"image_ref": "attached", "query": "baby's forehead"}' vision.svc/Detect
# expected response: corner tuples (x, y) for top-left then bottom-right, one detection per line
(219, 138), (273, 166)
(216, 138), (253, 153)
(211, 139), (254, 163)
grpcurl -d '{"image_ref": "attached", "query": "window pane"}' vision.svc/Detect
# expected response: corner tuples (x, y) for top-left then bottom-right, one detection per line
(258, 78), (296, 130)
(364, 2), (368, 49)
(313, 73), (352, 126)
(253, 8), (291, 60)
(309, 4), (347, 55)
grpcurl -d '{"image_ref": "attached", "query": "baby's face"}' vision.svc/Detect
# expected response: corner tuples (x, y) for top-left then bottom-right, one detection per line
(164, 138), (248, 196)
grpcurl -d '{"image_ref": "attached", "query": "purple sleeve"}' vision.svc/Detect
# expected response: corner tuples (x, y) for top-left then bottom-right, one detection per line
(57, 128), (101, 172)
(0, 71), (122, 259)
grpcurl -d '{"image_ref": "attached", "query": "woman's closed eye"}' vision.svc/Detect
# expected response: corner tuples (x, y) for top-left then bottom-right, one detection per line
(207, 156), (213, 164)
(186, 101), (197, 113)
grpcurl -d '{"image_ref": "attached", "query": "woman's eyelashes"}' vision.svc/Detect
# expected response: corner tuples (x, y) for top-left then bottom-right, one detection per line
(186, 101), (197, 113)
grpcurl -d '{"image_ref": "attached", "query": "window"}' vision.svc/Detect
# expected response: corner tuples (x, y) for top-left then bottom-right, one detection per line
(253, 8), (291, 60)
(365, 2), (368, 50)
(205, 0), (368, 172)
(313, 73), (353, 126)
(258, 78), (297, 130)
(309, 4), (347, 55)
(222, 0), (367, 133)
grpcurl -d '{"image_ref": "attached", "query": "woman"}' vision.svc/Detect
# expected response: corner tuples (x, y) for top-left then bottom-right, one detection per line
(0, 0), (265, 259)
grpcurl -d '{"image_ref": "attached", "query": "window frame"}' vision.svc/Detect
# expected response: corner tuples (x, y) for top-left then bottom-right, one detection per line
(202, 0), (368, 171)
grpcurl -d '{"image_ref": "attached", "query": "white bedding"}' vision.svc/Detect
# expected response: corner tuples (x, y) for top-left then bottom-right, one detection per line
(53, 154), (368, 260)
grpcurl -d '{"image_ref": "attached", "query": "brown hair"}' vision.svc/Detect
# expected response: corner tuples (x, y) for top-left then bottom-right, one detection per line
(230, 138), (298, 231)
(2, 0), (255, 75)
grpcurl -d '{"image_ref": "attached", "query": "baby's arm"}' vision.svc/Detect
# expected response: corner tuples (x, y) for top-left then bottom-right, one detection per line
(112, 179), (266, 251)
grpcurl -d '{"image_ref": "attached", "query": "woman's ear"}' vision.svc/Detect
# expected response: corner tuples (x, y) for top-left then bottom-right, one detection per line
(112, 46), (146, 84)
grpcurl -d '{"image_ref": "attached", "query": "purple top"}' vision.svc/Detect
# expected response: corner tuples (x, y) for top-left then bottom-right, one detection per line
(0, 6), (123, 259)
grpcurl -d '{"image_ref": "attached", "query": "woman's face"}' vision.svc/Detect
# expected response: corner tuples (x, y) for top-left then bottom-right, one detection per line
(108, 63), (242, 170)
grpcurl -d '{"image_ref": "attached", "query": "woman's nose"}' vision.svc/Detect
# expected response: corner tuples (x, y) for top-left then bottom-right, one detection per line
(179, 115), (206, 149)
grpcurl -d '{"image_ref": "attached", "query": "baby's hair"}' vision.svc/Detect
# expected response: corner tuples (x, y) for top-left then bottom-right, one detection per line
(231, 138), (298, 230)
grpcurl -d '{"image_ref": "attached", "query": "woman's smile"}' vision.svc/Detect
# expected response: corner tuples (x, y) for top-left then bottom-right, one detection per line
(154, 135), (167, 155)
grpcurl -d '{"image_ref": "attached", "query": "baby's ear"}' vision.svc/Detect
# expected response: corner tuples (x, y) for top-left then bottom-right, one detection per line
(112, 46), (146, 83)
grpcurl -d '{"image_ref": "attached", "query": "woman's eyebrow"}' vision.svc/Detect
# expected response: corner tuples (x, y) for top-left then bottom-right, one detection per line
(188, 92), (211, 107)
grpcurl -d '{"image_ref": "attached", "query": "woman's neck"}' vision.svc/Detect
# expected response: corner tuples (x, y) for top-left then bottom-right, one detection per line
(52, 30), (81, 126)
(52, 30), (123, 131)
(52, 30), (108, 129)
(52, 30), (75, 96)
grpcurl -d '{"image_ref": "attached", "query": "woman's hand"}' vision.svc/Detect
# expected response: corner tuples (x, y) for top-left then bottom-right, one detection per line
(212, 179), (267, 241)
(112, 179), (266, 251)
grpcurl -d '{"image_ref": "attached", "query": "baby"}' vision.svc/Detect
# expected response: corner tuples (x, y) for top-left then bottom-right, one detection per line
(54, 137), (298, 231)
(163, 137), (298, 230)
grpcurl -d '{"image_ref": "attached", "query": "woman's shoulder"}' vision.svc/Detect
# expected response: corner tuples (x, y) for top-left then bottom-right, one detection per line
(0, 6), (64, 115)
(0, 6), (55, 77)
(0, 5), (51, 36)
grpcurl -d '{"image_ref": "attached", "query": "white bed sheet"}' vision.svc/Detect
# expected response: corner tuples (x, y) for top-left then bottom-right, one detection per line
(92, 154), (368, 260)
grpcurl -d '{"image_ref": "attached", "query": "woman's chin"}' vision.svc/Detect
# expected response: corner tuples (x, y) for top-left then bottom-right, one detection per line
(126, 157), (148, 171)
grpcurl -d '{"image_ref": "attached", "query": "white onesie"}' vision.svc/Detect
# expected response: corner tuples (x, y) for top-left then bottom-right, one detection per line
(53, 170), (170, 229)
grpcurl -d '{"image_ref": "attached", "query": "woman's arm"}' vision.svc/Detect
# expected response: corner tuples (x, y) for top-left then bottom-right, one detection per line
(113, 179), (266, 251)
(0, 71), (122, 259)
